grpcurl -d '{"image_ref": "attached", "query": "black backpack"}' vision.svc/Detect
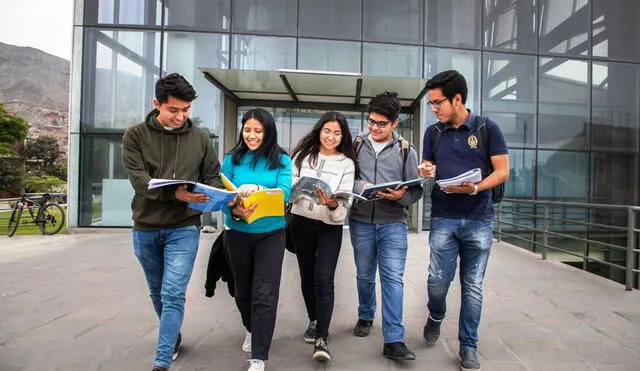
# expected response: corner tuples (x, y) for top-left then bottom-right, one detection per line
(428, 116), (504, 203)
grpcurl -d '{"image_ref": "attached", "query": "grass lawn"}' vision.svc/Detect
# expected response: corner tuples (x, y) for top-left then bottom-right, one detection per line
(0, 205), (68, 236)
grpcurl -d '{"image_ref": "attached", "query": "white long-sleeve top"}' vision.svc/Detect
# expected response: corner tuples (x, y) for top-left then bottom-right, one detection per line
(290, 152), (355, 225)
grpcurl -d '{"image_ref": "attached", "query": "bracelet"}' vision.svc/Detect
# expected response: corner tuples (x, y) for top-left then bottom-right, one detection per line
(231, 213), (242, 221)
(470, 184), (478, 196)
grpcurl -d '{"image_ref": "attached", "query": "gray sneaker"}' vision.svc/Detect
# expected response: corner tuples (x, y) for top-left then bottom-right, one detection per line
(303, 320), (317, 343)
(423, 316), (441, 344)
(459, 348), (481, 371)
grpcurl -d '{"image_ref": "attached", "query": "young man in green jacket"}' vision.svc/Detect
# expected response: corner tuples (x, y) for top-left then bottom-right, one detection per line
(122, 73), (222, 371)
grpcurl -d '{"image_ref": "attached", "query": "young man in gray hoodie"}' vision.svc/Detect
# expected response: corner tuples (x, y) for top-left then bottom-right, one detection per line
(349, 91), (424, 360)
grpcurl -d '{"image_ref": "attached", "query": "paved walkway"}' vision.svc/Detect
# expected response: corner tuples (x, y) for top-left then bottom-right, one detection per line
(1, 231), (639, 371)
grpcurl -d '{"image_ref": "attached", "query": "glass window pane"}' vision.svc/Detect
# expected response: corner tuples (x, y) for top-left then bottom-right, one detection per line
(164, 0), (230, 31)
(231, 35), (295, 71)
(232, 0), (297, 36)
(506, 149), (536, 198)
(592, 152), (638, 205)
(84, 0), (162, 26)
(299, 0), (361, 40)
(298, 39), (361, 74)
(537, 150), (589, 201)
(424, 48), (481, 112)
(593, 0), (640, 62)
(363, 0), (423, 44)
(592, 61), (640, 151)
(482, 52), (536, 148)
(363, 43), (421, 78)
(164, 32), (230, 136)
(483, 0), (537, 52)
(539, 0), (590, 56)
(425, 0), (481, 48)
(538, 58), (589, 150)
(82, 30), (161, 129)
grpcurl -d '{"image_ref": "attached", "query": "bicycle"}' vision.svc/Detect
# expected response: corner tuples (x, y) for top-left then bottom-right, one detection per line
(6, 193), (66, 237)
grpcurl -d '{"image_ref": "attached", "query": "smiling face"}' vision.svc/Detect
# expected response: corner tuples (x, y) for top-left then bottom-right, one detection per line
(153, 96), (192, 128)
(367, 112), (398, 143)
(319, 120), (343, 154)
(242, 118), (264, 151)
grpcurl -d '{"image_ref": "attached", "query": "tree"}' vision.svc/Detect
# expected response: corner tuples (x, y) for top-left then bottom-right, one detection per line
(24, 175), (65, 193)
(25, 135), (61, 170)
(0, 103), (28, 156)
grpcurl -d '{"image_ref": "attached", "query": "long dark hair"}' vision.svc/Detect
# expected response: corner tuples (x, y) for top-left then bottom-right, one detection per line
(230, 108), (286, 169)
(291, 111), (359, 178)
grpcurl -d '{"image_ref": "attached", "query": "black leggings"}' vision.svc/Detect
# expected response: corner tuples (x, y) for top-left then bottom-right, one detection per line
(290, 214), (343, 341)
(224, 228), (285, 360)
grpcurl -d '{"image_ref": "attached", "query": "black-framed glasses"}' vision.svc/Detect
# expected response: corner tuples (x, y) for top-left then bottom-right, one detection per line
(367, 117), (392, 128)
(427, 98), (448, 109)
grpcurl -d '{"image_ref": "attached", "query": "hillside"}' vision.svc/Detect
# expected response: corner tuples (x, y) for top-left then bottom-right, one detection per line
(0, 42), (70, 156)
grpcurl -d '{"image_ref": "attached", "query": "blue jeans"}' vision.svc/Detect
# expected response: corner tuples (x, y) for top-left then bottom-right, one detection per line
(427, 217), (493, 351)
(349, 220), (408, 344)
(132, 225), (200, 368)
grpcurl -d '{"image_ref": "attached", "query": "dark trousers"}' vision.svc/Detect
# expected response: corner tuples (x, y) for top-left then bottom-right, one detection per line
(290, 214), (343, 341)
(224, 228), (285, 360)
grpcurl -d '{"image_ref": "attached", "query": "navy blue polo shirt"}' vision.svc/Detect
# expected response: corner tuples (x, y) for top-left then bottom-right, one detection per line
(422, 112), (508, 220)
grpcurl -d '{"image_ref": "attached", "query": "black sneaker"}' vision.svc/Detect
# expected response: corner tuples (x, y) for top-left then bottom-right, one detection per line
(383, 342), (416, 361)
(459, 348), (481, 371)
(423, 316), (441, 344)
(172, 332), (182, 361)
(303, 320), (317, 343)
(152, 367), (168, 371)
(312, 338), (331, 361)
(353, 319), (373, 337)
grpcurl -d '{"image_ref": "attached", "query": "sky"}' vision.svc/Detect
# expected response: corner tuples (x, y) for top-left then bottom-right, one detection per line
(0, 0), (74, 60)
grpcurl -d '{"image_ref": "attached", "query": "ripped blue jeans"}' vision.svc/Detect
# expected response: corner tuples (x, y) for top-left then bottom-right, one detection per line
(427, 217), (493, 350)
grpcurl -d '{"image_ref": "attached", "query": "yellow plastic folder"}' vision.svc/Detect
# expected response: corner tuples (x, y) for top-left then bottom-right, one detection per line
(221, 173), (285, 224)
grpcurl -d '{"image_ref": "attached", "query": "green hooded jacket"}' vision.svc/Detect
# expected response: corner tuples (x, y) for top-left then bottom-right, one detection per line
(122, 109), (222, 230)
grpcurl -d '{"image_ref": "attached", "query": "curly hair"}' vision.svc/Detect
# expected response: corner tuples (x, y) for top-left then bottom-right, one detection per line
(155, 73), (197, 103)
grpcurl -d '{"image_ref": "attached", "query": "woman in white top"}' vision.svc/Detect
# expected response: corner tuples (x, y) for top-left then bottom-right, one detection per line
(289, 111), (358, 362)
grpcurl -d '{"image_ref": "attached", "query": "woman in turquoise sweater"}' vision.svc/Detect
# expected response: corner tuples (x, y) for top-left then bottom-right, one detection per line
(222, 108), (292, 371)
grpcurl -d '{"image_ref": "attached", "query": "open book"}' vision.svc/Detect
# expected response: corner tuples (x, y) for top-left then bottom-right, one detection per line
(359, 177), (430, 200)
(292, 176), (367, 203)
(148, 178), (238, 212)
(221, 173), (285, 224)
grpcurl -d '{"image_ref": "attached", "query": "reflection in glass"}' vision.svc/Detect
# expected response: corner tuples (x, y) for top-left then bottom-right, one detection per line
(592, 152), (638, 205)
(232, 0), (297, 36)
(593, 0), (640, 62)
(425, 0), (481, 48)
(164, 0), (230, 31)
(538, 58), (589, 150)
(231, 35), (295, 71)
(84, 0), (162, 26)
(82, 30), (161, 129)
(539, 0), (589, 56)
(483, 52), (536, 148)
(591, 61), (640, 151)
(483, 0), (537, 52)
(298, 39), (361, 74)
(164, 32), (230, 137)
(424, 48), (481, 112)
(363, 43), (421, 78)
(363, 0), (423, 44)
(537, 150), (588, 200)
(299, 0), (361, 40)
(506, 149), (535, 198)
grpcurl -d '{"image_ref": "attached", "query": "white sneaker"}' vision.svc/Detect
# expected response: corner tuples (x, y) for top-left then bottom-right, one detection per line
(247, 359), (265, 371)
(242, 330), (252, 353)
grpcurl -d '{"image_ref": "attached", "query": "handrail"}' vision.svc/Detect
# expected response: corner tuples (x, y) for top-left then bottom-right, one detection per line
(496, 198), (640, 291)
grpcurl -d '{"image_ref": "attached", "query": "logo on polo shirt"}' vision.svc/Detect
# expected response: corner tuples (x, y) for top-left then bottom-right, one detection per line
(468, 135), (478, 149)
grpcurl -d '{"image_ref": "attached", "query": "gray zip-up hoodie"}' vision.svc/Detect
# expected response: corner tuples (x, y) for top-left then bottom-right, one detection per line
(349, 132), (424, 224)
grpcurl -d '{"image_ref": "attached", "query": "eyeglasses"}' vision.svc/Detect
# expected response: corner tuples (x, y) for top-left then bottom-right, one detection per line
(321, 128), (343, 138)
(427, 98), (448, 109)
(367, 117), (392, 128)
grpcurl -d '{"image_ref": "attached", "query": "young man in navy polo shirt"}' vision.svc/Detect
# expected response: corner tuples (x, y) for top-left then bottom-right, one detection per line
(418, 70), (509, 371)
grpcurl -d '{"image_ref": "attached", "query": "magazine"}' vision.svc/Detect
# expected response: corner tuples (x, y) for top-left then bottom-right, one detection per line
(221, 173), (285, 223)
(292, 176), (367, 203)
(359, 177), (430, 200)
(147, 178), (238, 212)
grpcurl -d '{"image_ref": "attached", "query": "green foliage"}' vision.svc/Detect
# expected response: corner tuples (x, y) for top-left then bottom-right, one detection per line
(25, 135), (60, 169)
(0, 103), (28, 153)
(0, 158), (25, 194)
(48, 162), (68, 181)
(24, 175), (65, 193)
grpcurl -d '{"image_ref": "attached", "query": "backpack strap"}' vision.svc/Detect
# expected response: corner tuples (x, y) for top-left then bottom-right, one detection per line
(401, 139), (409, 180)
(353, 136), (364, 157)
(474, 116), (492, 171)
(429, 122), (443, 163)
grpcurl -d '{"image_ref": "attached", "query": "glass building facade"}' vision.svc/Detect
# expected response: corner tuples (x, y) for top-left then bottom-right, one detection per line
(70, 0), (640, 231)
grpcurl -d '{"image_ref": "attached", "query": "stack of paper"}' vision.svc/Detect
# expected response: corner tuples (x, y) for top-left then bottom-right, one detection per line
(436, 168), (482, 188)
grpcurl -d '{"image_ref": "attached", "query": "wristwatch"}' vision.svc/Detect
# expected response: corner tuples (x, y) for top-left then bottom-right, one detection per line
(470, 184), (478, 196)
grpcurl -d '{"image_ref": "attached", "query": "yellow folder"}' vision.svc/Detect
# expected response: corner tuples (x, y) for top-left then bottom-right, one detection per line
(221, 173), (285, 224)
